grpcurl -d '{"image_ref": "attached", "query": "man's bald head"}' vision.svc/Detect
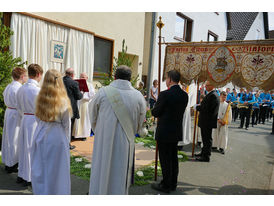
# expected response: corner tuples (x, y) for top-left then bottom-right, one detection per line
(65, 68), (74, 78)
(80, 72), (88, 80)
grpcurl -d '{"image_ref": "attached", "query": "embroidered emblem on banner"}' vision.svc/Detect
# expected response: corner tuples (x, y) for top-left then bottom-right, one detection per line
(241, 54), (274, 86)
(207, 46), (236, 83)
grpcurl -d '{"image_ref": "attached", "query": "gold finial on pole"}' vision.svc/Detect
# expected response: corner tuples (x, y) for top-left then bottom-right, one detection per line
(156, 16), (165, 29)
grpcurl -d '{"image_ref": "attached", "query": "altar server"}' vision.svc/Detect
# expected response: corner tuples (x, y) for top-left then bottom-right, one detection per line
(31, 69), (72, 195)
(16, 64), (43, 186)
(178, 82), (196, 148)
(212, 91), (232, 154)
(1, 67), (27, 173)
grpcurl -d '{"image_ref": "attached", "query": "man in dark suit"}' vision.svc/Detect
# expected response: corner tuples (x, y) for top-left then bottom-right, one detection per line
(151, 70), (188, 193)
(63, 68), (83, 150)
(195, 80), (220, 162)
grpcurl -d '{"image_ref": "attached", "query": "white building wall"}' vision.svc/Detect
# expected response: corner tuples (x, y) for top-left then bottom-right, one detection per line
(244, 12), (266, 40)
(31, 12), (146, 81)
(151, 12), (228, 92)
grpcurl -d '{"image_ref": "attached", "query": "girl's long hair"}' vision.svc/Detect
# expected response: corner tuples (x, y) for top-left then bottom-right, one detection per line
(36, 69), (72, 122)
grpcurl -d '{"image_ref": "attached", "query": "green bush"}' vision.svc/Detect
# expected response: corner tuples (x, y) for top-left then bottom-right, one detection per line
(100, 39), (139, 88)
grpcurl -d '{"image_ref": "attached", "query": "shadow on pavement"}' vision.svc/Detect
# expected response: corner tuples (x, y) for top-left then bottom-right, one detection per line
(129, 181), (274, 195)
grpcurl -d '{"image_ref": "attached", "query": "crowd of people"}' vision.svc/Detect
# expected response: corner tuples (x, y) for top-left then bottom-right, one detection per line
(1, 64), (273, 195)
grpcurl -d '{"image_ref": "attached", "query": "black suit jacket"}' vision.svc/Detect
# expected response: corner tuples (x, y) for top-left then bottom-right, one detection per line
(197, 90), (220, 129)
(63, 75), (83, 119)
(151, 85), (188, 142)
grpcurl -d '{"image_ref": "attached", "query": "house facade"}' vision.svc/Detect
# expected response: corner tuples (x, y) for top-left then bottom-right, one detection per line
(145, 12), (269, 94)
(147, 12), (229, 92)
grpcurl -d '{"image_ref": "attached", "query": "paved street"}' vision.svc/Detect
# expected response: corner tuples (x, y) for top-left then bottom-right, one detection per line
(129, 119), (274, 195)
(0, 119), (273, 195)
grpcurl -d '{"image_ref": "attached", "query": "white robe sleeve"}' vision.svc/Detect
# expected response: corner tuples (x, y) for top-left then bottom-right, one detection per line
(60, 109), (71, 141)
(83, 83), (96, 101)
(137, 95), (147, 135)
(16, 88), (23, 117)
(89, 89), (101, 131)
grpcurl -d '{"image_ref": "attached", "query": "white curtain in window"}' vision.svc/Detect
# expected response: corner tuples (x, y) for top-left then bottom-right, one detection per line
(66, 28), (94, 79)
(10, 13), (94, 79)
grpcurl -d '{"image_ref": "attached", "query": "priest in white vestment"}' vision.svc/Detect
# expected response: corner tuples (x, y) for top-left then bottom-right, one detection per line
(31, 69), (72, 195)
(178, 82), (197, 147)
(1, 67), (28, 173)
(88, 65), (146, 195)
(16, 64), (43, 185)
(73, 73), (95, 140)
(212, 91), (232, 154)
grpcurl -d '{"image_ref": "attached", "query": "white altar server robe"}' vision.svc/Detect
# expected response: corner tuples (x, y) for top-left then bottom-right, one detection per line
(212, 101), (232, 150)
(1, 81), (22, 167)
(73, 82), (95, 138)
(16, 79), (40, 182)
(88, 80), (146, 195)
(31, 103), (71, 195)
(178, 82), (197, 146)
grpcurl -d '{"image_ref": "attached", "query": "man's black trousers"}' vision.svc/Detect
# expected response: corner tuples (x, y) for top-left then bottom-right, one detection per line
(200, 126), (213, 158)
(259, 105), (267, 124)
(252, 108), (259, 125)
(240, 108), (251, 128)
(158, 141), (178, 189)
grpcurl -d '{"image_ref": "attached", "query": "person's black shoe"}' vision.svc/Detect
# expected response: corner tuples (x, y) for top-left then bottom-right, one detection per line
(194, 152), (202, 157)
(238, 126), (243, 129)
(195, 156), (210, 162)
(22, 181), (31, 187)
(170, 185), (177, 191)
(7, 166), (18, 173)
(151, 183), (170, 193)
(271, 132), (274, 135)
(219, 148), (225, 155)
(16, 177), (24, 184)
(81, 138), (87, 141)
(177, 146), (183, 151)
(69, 144), (76, 150)
(245, 128), (248, 130)
(212, 147), (218, 151)
(252, 125), (254, 127)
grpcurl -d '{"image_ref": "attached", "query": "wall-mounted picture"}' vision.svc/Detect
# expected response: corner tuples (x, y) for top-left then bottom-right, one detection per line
(51, 40), (66, 63)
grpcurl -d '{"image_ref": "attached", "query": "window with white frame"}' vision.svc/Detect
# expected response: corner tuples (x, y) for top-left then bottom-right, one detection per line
(207, 30), (218, 41)
(174, 12), (193, 42)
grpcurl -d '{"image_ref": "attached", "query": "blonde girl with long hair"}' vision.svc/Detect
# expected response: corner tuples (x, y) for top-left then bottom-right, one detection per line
(31, 69), (72, 195)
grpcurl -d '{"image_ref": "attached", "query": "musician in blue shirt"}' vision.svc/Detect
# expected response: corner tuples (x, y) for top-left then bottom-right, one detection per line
(269, 91), (274, 121)
(238, 89), (255, 130)
(237, 88), (246, 121)
(251, 93), (262, 127)
(228, 89), (239, 121)
(259, 91), (272, 124)
(271, 99), (274, 135)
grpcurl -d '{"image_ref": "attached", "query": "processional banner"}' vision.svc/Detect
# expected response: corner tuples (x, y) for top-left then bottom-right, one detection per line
(163, 40), (274, 90)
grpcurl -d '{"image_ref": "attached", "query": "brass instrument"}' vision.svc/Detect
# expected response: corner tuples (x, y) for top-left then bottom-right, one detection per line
(237, 101), (257, 109)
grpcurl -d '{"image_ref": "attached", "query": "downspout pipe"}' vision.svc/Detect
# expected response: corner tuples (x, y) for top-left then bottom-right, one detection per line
(146, 12), (156, 103)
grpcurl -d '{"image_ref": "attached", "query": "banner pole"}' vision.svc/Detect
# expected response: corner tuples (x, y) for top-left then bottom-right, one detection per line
(192, 80), (199, 157)
(154, 16), (164, 181)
